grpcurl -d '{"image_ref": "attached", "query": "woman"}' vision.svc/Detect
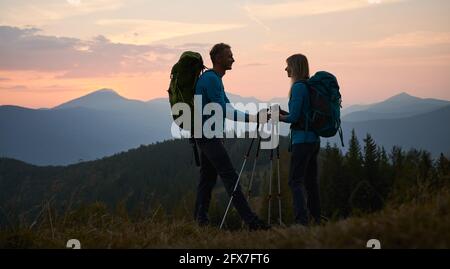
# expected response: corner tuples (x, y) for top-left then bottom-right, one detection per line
(279, 54), (321, 226)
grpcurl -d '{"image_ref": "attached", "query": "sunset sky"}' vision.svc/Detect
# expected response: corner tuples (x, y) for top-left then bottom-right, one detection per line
(0, 0), (449, 108)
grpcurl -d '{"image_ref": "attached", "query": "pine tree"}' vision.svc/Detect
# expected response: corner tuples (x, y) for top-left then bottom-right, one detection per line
(376, 146), (394, 199)
(390, 146), (405, 189)
(342, 130), (365, 216)
(345, 129), (363, 186)
(419, 150), (433, 181)
(378, 146), (389, 166)
(349, 180), (384, 214)
(361, 134), (383, 210)
(320, 142), (348, 218)
(437, 153), (449, 177)
(390, 146), (404, 170)
(363, 134), (378, 183)
(346, 129), (363, 167)
(435, 153), (450, 188)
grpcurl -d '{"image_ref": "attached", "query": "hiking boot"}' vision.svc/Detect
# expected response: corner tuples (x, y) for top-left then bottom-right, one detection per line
(248, 218), (271, 231)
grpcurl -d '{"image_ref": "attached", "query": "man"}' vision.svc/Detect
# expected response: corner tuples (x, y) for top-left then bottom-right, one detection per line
(193, 43), (270, 230)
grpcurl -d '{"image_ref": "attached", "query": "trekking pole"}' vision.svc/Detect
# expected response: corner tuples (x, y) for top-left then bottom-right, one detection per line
(246, 135), (262, 201)
(267, 148), (273, 225)
(241, 134), (262, 229)
(276, 145), (283, 226)
(220, 124), (258, 230)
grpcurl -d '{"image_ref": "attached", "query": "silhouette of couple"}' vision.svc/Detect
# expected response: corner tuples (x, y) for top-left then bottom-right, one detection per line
(194, 43), (320, 230)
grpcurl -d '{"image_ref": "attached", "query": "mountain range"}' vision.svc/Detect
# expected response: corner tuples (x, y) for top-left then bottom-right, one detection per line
(0, 89), (449, 165)
(0, 89), (172, 165)
(341, 92), (450, 122)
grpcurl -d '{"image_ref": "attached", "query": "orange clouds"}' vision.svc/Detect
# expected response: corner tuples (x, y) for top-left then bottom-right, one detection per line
(0, 25), (205, 108)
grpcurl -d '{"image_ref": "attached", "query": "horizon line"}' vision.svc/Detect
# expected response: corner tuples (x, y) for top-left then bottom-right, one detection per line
(1, 88), (449, 110)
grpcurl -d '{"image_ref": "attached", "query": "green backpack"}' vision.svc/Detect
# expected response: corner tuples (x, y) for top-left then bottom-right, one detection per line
(167, 51), (205, 166)
(167, 51), (205, 131)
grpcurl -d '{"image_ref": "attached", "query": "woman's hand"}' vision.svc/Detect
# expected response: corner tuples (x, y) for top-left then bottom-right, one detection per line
(270, 104), (288, 122)
(280, 109), (289, 116)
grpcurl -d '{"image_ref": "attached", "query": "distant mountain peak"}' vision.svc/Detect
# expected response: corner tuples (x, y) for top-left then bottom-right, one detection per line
(397, 92), (410, 96)
(95, 88), (116, 93)
(54, 88), (127, 109)
(88, 88), (121, 96)
(385, 92), (419, 102)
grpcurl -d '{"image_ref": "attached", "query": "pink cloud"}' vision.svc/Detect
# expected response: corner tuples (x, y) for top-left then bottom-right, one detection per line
(0, 25), (209, 78)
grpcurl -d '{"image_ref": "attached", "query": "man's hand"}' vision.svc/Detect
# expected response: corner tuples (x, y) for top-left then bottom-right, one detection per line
(249, 108), (270, 124)
(257, 108), (270, 124)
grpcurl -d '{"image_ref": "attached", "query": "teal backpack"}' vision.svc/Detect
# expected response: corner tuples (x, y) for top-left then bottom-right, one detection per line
(168, 51), (205, 131)
(167, 51), (205, 166)
(291, 71), (344, 147)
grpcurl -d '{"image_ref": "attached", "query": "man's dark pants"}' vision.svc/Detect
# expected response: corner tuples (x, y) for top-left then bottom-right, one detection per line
(194, 138), (257, 225)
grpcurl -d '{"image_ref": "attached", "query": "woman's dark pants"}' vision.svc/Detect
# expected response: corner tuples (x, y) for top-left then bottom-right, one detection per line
(289, 142), (321, 225)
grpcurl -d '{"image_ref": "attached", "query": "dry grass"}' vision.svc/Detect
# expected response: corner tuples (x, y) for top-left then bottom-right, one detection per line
(1, 188), (449, 249)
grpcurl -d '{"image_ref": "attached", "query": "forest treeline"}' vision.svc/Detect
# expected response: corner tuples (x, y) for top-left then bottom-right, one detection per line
(0, 130), (448, 229)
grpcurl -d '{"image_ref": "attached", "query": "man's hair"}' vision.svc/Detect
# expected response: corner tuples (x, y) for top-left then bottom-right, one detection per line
(210, 43), (231, 64)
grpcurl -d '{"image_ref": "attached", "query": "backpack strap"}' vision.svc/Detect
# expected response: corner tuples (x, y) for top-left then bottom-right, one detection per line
(290, 81), (311, 132)
(203, 68), (218, 77)
(338, 125), (344, 147)
(192, 65), (207, 95)
(303, 82), (311, 134)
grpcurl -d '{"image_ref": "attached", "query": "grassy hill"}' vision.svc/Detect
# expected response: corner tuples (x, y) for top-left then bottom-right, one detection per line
(0, 137), (285, 228)
(1, 185), (448, 249)
(1, 132), (449, 249)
